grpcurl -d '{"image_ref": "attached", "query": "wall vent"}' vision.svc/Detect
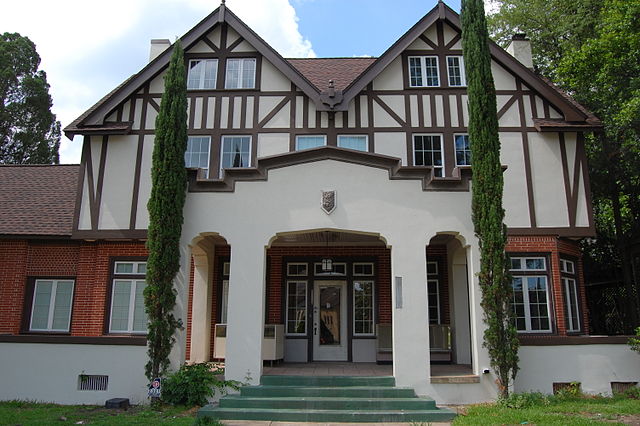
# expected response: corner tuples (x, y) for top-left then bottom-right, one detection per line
(78, 375), (109, 391)
(611, 382), (638, 394)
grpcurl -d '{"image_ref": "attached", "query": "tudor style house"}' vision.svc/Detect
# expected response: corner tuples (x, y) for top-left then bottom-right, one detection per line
(1, 1), (638, 412)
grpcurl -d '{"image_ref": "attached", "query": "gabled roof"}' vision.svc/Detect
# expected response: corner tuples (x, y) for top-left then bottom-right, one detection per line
(0, 165), (79, 237)
(341, 1), (589, 122)
(65, 4), (322, 137)
(287, 58), (377, 92)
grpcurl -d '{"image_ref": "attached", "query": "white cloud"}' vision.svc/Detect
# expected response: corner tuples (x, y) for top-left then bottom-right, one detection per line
(1, 0), (314, 163)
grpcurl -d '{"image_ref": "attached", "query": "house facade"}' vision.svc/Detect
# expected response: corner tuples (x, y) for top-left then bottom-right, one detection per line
(1, 1), (638, 406)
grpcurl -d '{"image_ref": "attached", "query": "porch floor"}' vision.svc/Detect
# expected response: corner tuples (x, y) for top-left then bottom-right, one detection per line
(262, 362), (477, 382)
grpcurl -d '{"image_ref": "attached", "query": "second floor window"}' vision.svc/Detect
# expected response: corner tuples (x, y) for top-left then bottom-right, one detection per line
(225, 58), (256, 89)
(447, 56), (466, 86)
(221, 136), (251, 171)
(455, 134), (472, 166)
(408, 56), (439, 87)
(296, 135), (326, 151)
(337, 135), (368, 152)
(413, 134), (443, 177)
(185, 136), (211, 178)
(187, 59), (218, 90)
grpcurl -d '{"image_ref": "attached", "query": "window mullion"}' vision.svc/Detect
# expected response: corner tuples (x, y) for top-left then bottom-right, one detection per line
(522, 278), (532, 332)
(47, 281), (57, 330)
(128, 280), (137, 332)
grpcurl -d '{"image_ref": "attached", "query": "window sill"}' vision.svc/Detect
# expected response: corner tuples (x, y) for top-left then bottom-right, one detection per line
(0, 334), (147, 346)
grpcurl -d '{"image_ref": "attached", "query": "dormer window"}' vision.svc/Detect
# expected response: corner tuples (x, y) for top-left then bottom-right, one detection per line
(187, 59), (218, 90)
(225, 58), (256, 89)
(408, 56), (439, 87)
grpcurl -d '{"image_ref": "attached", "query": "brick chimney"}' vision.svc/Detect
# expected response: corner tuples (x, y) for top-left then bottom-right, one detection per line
(149, 39), (171, 62)
(506, 33), (533, 70)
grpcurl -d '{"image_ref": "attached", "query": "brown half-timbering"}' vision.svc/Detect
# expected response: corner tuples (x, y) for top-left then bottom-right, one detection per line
(516, 80), (537, 228)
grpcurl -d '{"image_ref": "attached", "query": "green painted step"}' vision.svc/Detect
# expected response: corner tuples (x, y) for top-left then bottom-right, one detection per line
(260, 375), (395, 387)
(240, 385), (416, 398)
(219, 395), (438, 410)
(198, 406), (457, 423)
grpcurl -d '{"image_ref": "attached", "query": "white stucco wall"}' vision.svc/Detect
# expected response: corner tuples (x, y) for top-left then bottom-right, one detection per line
(516, 345), (640, 395)
(0, 343), (148, 405)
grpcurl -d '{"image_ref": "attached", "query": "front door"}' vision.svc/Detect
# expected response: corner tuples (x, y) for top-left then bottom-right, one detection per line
(312, 281), (348, 361)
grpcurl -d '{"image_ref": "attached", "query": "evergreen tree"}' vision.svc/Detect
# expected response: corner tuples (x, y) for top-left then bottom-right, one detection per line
(0, 33), (60, 164)
(461, 0), (519, 398)
(145, 40), (188, 384)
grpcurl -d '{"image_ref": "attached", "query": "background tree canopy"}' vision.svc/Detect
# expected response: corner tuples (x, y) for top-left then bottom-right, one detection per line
(0, 32), (60, 164)
(488, 0), (640, 333)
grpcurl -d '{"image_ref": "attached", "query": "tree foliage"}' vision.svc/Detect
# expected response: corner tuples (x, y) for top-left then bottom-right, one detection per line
(145, 40), (188, 382)
(0, 33), (60, 164)
(489, 0), (640, 332)
(461, 0), (519, 398)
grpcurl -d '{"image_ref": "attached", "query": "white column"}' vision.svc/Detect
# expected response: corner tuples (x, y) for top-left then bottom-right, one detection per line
(224, 241), (266, 384)
(390, 239), (431, 389)
(189, 245), (213, 363)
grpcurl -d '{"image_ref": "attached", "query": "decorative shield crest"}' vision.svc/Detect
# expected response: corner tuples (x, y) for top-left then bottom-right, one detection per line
(321, 190), (337, 214)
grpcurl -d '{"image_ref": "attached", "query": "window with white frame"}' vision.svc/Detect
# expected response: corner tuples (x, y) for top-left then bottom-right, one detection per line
(296, 135), (326, 151)
(225, 58), (256, 89)
(220, 136), (251, 171)
(427, 261), (440, 324)
(110, 261), (147, 334)
(187, 59), (218, 90)
(561, 259), (581, 332)
(454, 134), (472, 166)
(29, 279), (74, 332)
(510, 256), (552, 333)
(413, 134), (443, 176)
(408, 56), (439, 87)
(353, 280), (375, 335)
(446, 56), (466, 86)
(286, 280), (307, 335)
(185, 136), (211, 178)
(337, 135), (368, 152)
(220, 261), (230, 324)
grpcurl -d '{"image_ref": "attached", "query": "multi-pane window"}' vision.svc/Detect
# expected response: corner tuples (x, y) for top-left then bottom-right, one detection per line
(353, 280), (374, 335)
(446, 56), (466, 86)
(510, 256), (552, 333)
(413, 134), (443, 177)
(30, 279), (74, 332)
(187, 59), (218, 90)
(185, 136), (211, 178)
(408, 56), (439, 87)
(110, 261), (147, 334)
(220, 136), (251, 171)
(454, 134), (472, 166)
(561, 259), (581, 332)
(314, 262), (346, 276)
(286, 280), (307, 335)
(296, 135), (326, 151)
(337, 135), (368, 152)
(427, 261), (440, 324)
(225, 58), (256, 89)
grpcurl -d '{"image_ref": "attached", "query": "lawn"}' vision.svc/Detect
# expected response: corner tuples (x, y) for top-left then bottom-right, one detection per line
(454, 393), (640, 425)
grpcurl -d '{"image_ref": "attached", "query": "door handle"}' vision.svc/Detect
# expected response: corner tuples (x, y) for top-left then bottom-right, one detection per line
(314, 326), (317, 335)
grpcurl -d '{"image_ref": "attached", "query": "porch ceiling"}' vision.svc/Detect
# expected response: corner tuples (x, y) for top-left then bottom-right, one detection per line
(270, 230), (387, 247)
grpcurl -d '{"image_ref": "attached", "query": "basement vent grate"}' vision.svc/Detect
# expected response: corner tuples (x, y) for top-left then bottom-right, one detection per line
(78, 375), (109, 391)
(611, 382), (638, 394)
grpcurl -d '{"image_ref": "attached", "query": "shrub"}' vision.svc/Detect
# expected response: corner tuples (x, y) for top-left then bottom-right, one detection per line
(499, 392), (551, 409)
(161, 363), (239, 406)
(629, 327), (640, 353)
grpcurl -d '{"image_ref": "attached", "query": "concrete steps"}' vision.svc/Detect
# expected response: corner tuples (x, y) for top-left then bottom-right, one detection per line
(198, 375), (456, 423)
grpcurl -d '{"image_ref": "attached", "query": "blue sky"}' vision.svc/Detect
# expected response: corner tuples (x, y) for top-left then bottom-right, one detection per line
(1, 0), (477, 163)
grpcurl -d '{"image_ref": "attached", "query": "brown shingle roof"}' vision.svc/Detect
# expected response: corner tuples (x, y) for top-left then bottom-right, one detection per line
(0, 165), (79, 237)
(287, 58), (377, 92)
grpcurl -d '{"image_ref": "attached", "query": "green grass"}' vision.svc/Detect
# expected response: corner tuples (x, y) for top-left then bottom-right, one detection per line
(0, 401), (198, 425)
(454, 394), (640, 425)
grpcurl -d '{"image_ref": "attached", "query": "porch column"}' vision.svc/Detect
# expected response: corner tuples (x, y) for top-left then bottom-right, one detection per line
(189, 245), (213, 363)
(390, 240), (431, 389)
(224, 240), (266, 384)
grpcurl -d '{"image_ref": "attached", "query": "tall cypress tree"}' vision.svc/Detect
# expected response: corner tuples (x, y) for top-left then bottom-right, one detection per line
(145, 40), (188, 383)
(461, 0), (519, 398)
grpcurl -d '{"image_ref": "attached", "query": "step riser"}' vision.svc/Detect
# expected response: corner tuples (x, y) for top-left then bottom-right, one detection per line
(199, 409), (456, 423)
(260, 376), (395, 387)
(219, 398), (436, 410)
(240, 387), (416, 398)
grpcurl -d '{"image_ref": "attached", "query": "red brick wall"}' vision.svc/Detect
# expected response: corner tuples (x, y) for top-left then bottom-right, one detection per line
(506, 235), (588, 336)
(0, 238), (147, 337)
